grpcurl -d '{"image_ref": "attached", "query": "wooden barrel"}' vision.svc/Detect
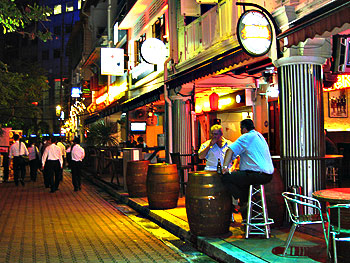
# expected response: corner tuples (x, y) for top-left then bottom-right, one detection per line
(186, 171), (232, 236)
(265, 168), (285, 227)
(147, 163), (179, 209)
(126, 160), (150, 197)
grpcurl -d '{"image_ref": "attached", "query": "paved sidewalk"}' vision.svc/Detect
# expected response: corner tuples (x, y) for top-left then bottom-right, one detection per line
(0, 171), (189, 263)
(83, 171), (329, 263)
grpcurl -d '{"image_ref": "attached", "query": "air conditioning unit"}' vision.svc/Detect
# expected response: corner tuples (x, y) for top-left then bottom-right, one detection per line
(331, 35), (350, 73)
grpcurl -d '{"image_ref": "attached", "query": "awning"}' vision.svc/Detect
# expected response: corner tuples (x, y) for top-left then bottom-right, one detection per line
(277, 0), (350, 48)
(165, 46), (271, 89)
(120, 86), (163, 112)
(84, 113), (101, 125)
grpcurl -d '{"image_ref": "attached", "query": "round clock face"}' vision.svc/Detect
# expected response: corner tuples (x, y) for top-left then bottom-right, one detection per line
(237, 10), (273, 57)
(140, 38), (167, 64)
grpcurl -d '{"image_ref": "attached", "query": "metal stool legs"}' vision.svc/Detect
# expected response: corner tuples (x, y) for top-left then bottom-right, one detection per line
(244, 184), (274, 238)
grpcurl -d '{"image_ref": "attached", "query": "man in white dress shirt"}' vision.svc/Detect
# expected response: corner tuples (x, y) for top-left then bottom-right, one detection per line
(198, 124), (232, 171)
(42, 137), (63, 193)
(9, 134), (29, 186)
(67, 137), (85, 191)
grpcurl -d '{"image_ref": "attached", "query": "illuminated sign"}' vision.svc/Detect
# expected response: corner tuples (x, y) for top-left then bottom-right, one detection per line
(71, 87), (81, 98)
(101, 48), (124, 76)
(324, 74), (350, 92)
(113, 22), (118, 45)
(140, 38), (167, 64)
(237, 10), (272, 57)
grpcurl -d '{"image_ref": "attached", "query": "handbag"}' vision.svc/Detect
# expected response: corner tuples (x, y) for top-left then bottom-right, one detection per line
(18, 142), (29, 166)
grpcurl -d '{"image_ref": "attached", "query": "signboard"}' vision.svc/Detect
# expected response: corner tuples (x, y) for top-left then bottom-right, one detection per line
(71, 87), (81, 98)
(140, 38), (167, 64)
(324, 74), (350, 92)
(101, 48), (124, 76)
(237, 10), (272, 57)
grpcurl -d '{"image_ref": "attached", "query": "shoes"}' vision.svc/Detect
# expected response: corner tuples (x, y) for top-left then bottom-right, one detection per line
(50, 189), (56, 193)
(78, 186), (81, 191)
(74, 188), (78, 192)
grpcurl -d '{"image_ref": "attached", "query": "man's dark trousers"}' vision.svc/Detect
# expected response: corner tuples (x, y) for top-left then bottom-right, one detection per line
(222, 170), (273, 203)
(46, 160), (61, 192)
(13, 156), (26, 185)
(71, 160), (82, 190)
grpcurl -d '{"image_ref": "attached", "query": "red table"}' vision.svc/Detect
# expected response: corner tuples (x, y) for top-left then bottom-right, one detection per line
(313, 188), (350, 262)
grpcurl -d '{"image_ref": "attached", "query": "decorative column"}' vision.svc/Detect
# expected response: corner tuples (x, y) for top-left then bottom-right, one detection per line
(171, 96), (192, 157)
(274, 56), (326, 197)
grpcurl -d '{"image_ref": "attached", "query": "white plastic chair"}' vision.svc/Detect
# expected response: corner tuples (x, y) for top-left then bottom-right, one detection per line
(282, 192), (329, 256)
(327, 204), (350, 263)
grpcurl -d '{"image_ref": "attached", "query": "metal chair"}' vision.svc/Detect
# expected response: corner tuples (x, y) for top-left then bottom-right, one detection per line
(281, 192), (329, 256)
(170, 152), (192, 196)
(327, 204), (350, 263)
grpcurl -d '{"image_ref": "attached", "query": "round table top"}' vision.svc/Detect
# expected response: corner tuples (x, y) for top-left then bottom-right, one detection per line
(312, 188), (350, 203)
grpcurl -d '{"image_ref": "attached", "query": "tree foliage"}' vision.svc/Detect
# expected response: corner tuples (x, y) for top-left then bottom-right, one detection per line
(0, 61), (49, 132)
(0, 0), (52, 41)
(87, 121), (119, 147)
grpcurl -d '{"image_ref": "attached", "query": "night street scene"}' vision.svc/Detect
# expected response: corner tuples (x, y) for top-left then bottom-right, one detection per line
(1, 0), (350, 262)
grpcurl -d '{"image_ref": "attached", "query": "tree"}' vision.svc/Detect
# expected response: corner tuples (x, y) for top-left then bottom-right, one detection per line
(0, 0), (52, 41)
(0, 1), (52, 134)
(0, 61), (49, 133)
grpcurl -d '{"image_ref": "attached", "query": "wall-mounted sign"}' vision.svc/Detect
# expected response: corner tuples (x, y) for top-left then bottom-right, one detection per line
(140, 38), (167, 64)
(324, 74), (350, 92)
(71, 87), (81, 98)
(101, 48), (124, 76)
(237, 10), (272, 57)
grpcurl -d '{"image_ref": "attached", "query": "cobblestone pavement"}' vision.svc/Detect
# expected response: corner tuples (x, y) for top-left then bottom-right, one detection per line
(0, 170), (189, 263)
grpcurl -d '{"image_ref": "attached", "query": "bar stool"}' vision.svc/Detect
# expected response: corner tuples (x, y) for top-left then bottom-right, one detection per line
(244, 184), (274, 238)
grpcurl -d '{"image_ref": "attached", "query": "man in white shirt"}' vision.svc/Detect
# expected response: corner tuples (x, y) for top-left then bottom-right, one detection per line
(66, 137), (85, 191)
(9, 134), (29, 186)
(42, 137), (63, 193)
(198, 124), (232, 171)
(222, 119), (274, 213)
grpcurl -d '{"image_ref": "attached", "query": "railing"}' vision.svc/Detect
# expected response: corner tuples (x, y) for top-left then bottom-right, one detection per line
(180, 0), (239, 62)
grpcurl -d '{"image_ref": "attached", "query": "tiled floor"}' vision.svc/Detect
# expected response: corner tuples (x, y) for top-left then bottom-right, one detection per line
(0, 170), (188, 263)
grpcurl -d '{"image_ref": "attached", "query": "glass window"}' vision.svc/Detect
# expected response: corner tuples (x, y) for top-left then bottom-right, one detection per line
(54, 5), (62, 15)
(65, 25), (72, 34)
(42, 50), (49, 60)
(54, 26), (61, 35)
(66, 2), (74, 12)
(54, 49), (61, 58)
(77, 0), (82, 9)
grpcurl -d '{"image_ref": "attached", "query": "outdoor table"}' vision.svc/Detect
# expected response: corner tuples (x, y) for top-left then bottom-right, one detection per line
(312, 188), (350, 262)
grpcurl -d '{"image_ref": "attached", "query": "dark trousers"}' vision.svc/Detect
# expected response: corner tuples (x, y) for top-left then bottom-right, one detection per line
(71, 160), (82, 190)
(45, 160), (61, 191)
(13, 156), (26, 185)
(29, 160), (38, 181)
(222, 170), (273, 203)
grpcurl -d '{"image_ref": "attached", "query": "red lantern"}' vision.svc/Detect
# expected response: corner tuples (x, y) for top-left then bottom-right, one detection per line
(209, 92), (219, 111)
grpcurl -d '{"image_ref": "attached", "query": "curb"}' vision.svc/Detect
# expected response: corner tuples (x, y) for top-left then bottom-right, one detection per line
(83, 171), (267, 263)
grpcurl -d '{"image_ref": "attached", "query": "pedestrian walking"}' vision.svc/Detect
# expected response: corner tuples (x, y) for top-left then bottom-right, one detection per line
(41, 137), (63, 193)
(9, 134), (29, 186)
(28, 140), (40, 182)
(66, 137), (85, 191)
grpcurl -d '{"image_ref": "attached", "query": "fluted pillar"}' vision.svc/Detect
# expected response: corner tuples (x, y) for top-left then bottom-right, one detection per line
(274, 56), (326, 197)
(171, 96), (192, 156)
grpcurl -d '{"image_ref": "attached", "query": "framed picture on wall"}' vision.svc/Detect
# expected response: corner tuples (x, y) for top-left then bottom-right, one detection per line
(328, 89), (347, 118)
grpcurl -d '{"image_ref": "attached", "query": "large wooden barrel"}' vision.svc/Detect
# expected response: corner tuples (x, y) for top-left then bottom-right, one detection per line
(147, 163), (179, 209)
(265, 168), (285, 227)
(186, 171), (232, 236)
(126, 160), (150, 197)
